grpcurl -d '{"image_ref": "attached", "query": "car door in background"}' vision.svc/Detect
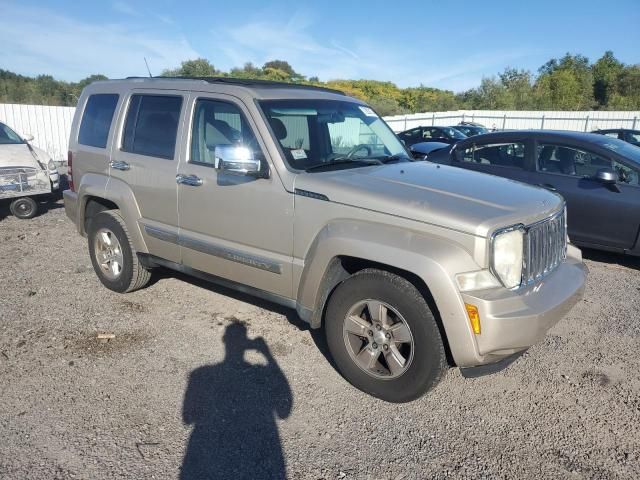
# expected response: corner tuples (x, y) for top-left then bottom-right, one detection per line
(452, 140), (533, 184)
(533, 143), (639, 250)
(108, 91), (186, 263)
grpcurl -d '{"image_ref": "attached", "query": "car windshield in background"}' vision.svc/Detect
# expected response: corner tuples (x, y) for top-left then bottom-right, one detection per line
(442, 127), (467, 139)
(594, 136), (640, 165)
(259, 99), (410, 171)
(0, 123), (24, 145)
(456, 126), (487, 136)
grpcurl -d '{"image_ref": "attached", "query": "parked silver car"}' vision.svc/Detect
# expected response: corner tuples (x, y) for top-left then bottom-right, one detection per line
(63, 78), (586, 402)
(1, 121), (59, 218)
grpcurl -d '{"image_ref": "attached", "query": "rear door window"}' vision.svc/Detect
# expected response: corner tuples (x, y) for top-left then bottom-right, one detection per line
(78, 94), (119, 148)
(122, 94), (183, 159)
(461, 143), (526, 168)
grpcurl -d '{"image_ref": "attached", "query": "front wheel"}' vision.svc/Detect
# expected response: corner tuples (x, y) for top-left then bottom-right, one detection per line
(10, 197), (38, 219)
(87, 210), (152, 293)
(325, 269), (446, 403)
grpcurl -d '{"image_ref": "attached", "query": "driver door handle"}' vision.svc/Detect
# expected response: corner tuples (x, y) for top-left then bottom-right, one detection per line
(176, 174), (203, 187)
(537, 183), (557, 192)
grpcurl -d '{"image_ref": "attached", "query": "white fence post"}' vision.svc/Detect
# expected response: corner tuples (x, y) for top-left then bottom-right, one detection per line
(633, 117), (637, 130)
(540, 115), (545, 129)
(584, 115), (590, 132)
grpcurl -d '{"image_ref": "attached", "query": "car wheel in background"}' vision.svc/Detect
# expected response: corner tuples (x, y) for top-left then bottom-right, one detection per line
(10, 197), (38, 219)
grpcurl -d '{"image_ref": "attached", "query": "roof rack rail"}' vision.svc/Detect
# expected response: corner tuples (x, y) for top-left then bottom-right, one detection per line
(124, 76), (345, 95)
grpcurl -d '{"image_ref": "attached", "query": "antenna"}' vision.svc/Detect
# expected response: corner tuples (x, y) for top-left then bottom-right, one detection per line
(144, 57), (153, 77)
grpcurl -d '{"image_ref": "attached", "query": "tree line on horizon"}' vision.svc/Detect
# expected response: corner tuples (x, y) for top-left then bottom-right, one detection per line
(1, 51), (639, 115)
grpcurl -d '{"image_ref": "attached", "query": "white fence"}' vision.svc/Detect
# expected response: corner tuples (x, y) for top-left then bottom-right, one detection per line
(0, 103), (75, 162)
(2, 103), (640, 161)
(385, 110), (640, 133)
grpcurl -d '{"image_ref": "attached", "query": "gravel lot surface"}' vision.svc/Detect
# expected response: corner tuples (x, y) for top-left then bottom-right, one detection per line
(1, 197), (640, 479)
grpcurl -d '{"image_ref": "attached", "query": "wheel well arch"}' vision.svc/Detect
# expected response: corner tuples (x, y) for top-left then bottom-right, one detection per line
(311, 255), (455, 366)
(83, 196), (119, 234)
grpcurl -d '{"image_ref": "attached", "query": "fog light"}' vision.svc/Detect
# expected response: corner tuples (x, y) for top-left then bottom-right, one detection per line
(465, 303), (481, 334)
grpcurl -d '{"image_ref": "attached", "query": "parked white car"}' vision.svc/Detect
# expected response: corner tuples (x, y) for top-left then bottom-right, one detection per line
(1, 121), (59, 218)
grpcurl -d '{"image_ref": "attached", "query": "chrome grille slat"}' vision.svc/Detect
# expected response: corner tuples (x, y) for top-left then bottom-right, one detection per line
(521, 209), (567, 286)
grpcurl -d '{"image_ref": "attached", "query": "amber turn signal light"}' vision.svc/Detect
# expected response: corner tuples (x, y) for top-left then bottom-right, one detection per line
(465, 303), (481, 335)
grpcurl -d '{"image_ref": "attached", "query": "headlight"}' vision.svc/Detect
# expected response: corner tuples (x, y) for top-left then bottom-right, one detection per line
(48, 159), (56, 170)
(491, 226), (524, 289)
(456, 269), (500, 292)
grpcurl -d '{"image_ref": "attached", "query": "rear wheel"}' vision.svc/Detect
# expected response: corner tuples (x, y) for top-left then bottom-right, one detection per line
(325, 269), (446, 403)
(87, 210), (152, 293)
(10, 197), (38, 219)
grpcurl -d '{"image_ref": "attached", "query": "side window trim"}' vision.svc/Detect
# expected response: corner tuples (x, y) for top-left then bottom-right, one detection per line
(120, 93), (184, 160)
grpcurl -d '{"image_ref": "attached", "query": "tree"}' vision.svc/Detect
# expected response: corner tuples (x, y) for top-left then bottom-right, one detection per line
(162, 58), (218, 77)
(535, 53), (594, 110)
(262, 60), (296, 76)
(592, 51), (624, 107)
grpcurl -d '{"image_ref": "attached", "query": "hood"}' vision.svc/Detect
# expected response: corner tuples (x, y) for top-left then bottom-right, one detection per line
(294, 161), (563, 237)
(0, 143), (44, 170)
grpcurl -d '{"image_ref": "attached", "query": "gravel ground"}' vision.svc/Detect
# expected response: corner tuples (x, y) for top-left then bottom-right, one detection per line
(1, 197), (640, 480)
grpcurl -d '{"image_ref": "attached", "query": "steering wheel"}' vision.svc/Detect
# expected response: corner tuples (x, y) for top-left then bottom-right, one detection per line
(346, 144), (372, 158)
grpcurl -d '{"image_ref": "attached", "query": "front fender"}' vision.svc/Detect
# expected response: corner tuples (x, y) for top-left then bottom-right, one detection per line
(296, 219), (484, 366)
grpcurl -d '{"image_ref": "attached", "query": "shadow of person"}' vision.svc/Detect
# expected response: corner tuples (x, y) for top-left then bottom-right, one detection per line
(180, 322), (293, 480)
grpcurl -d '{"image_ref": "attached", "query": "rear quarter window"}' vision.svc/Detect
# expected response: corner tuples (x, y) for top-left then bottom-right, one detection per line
(78, 94), (119, 148)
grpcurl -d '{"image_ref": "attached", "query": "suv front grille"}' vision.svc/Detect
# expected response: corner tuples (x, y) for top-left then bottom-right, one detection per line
(523, 208), (567, 285)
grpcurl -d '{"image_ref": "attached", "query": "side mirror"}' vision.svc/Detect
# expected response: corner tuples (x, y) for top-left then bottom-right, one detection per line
(594, 168), (617, 184)
(214, 145), (265, 177)
(22, 133), (34, 142)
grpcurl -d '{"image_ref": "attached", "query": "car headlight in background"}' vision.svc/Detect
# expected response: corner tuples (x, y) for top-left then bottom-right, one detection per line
(491, 226), (524, 289)
(48, 159), (56, 171)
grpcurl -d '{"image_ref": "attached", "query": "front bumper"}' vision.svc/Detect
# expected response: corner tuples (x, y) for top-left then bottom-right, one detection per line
(459, 245), (586, 366)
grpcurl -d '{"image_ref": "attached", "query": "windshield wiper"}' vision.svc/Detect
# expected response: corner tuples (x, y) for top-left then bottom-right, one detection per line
(305, 158), (383, 172)
(377, 154), (411, 164)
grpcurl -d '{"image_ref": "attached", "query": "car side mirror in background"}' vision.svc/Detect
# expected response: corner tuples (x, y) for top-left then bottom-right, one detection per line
(594, 168), (617, 184)
(214, 145), (267, 178)
(22, 133), (34, 142)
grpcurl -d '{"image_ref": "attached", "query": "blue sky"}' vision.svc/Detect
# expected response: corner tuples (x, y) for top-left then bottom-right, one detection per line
(1, 0), (639, 92)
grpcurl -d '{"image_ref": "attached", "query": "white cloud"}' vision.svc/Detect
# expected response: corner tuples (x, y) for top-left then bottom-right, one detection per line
(0, 2), (199, 80)
(210, 14), (535, 91)
(112, 1), (139, 17)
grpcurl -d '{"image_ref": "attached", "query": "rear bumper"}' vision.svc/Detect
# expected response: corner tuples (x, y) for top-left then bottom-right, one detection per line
(459, 245), (586, 366)
(63, 189), (79, 230)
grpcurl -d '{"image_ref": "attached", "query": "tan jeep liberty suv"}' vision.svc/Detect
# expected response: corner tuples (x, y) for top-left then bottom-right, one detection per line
(63, 77), (587, 402)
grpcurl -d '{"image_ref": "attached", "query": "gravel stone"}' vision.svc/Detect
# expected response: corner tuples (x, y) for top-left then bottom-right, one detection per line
(1, 199), (639, 479)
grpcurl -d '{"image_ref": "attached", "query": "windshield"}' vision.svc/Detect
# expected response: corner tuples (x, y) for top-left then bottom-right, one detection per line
(0, 122), (24, 145)
(442, 127), (467, 139)
(593, 136), (640, 165)
(259, 99), (410, 171)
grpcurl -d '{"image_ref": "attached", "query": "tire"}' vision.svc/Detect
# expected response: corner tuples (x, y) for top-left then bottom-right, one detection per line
(87, 210), (152, 293)
(10, 197), (38, 219)
(325, 269), (446, 403)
